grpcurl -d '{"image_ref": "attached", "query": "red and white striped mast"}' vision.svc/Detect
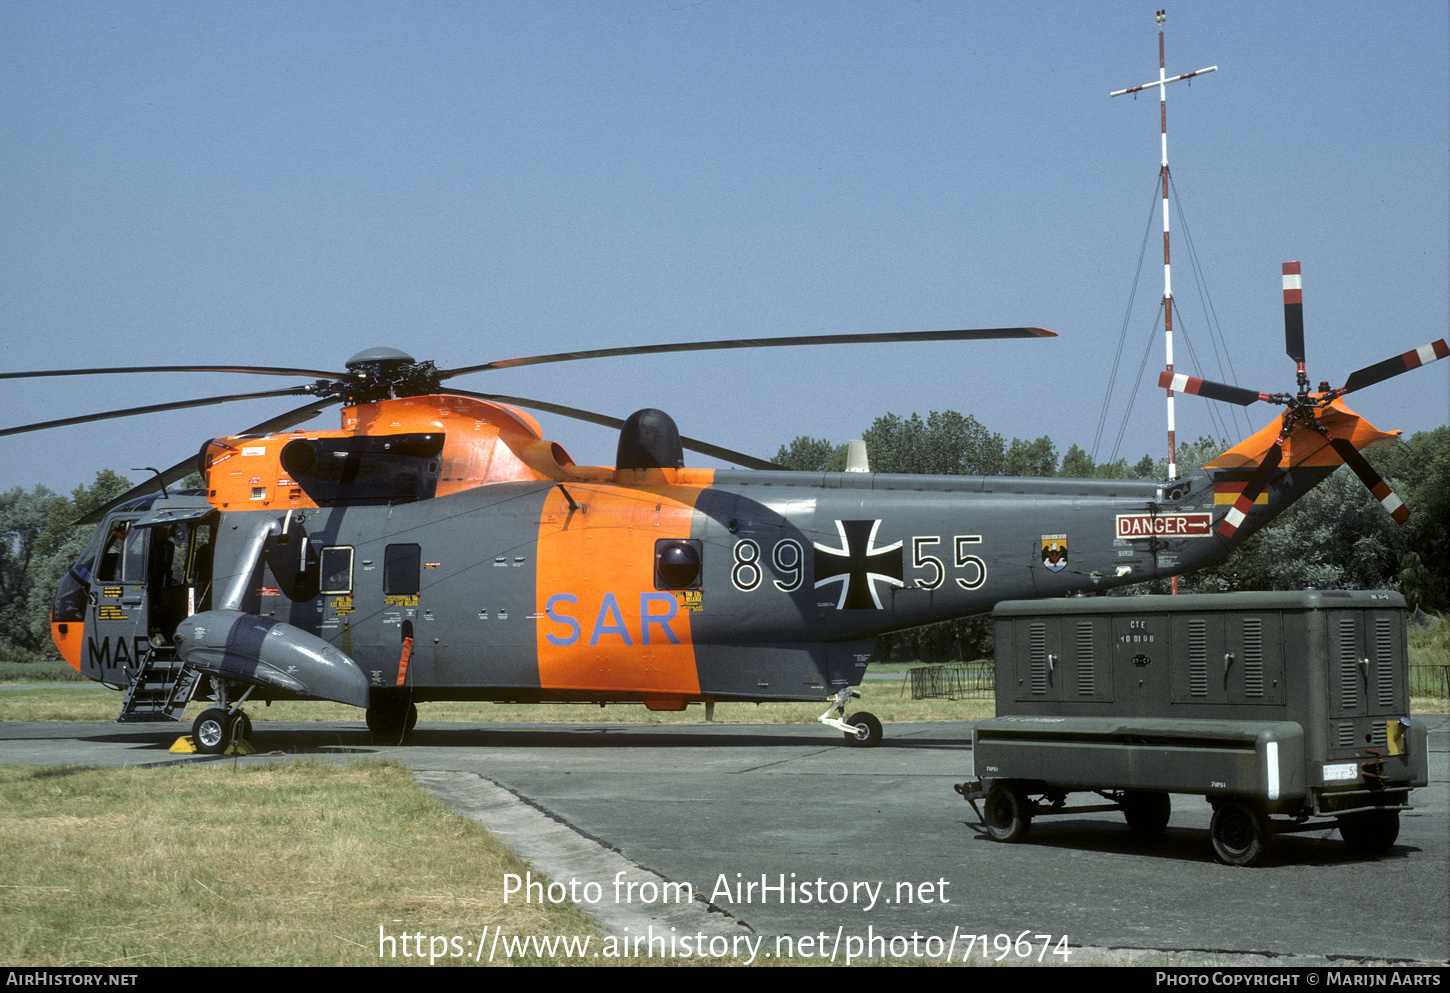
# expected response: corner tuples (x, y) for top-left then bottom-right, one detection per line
(1111, 9), (1216, 482)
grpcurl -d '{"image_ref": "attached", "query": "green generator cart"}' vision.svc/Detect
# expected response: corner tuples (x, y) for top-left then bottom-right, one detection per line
(955, 590), (1429, 866)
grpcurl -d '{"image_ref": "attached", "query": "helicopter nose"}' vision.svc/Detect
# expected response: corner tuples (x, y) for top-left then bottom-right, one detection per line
(175, 610), (371, 709)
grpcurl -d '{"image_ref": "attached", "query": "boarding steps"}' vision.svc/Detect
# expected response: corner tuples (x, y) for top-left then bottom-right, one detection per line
(118, 647), (201, 723)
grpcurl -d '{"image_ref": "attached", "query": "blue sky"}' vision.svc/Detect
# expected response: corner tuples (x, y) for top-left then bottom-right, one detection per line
(3, 0), (1447, 494)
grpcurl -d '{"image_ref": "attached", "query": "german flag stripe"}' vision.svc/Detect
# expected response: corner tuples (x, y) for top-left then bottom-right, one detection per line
(1214, 486), (1269, 506)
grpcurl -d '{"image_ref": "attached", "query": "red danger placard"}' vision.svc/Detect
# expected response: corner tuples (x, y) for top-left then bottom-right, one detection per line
(1116, 513), (1213, 539)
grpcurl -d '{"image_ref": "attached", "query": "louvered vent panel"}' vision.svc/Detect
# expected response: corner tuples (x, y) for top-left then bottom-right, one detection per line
(1188, 619), (1208, 696)
(1375, 619), (1395, 710)
(1076, 621), (1095, 696)
(1242, 617), (1264, 697)
(1338, 618), (1360, 710)
(1030, 622), (1048, 695)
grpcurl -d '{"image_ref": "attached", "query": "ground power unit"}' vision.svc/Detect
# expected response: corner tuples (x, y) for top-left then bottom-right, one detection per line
(955, 590), (1429, 865)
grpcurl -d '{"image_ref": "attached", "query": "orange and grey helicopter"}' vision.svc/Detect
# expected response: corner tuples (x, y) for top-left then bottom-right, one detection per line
(3, 262), (1444, 753)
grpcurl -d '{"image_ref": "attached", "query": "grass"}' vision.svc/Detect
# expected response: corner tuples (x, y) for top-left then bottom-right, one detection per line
(0, 678), (997, 725)
(0, 760), (604, 966)
(0, 657), (88, 683)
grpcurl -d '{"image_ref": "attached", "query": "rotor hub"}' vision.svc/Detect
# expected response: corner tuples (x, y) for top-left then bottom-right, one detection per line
(341, 347), (441, 401)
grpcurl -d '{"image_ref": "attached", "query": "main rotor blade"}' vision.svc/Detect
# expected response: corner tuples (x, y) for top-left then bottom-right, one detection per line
(1218, 442), (1283, 538)
(439, 328), (1056, 380)
(1329, 438), (1410, 524)
(1159, 371), (1272, 407)
(72, 397), (340, 526)
(0, 363), (351, 382)
(1340, 339), (1449, 395)
(235, 396), (339, 436)
(0, 387), (316, 439)
(449, 390), (781, 470)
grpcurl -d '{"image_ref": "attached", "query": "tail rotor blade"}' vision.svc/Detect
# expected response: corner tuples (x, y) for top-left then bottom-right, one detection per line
(1282, 261), (1306, 365)
(1329, 438), (1410, 524)
(1159, 370), (1269, 407)
(1218, 442), (1283, 538)
(1341, 338), (1450, 395)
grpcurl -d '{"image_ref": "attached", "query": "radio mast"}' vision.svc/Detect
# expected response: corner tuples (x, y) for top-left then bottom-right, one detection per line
(1111, 9), (1217, 482)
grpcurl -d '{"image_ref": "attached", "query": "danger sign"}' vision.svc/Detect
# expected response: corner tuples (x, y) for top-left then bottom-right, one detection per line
(1116, 512), (1213, 539)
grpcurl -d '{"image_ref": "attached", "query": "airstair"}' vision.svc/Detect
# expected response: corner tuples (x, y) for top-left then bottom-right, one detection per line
(118, 648), (201, 723)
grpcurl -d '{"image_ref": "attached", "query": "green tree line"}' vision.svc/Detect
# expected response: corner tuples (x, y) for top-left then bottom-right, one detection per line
(0, 471), (132, 664)
(2, 420), (1445, 666)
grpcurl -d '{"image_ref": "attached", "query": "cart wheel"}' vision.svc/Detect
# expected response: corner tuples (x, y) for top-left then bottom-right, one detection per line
(984, 783), (1032, 843)
(1210, 798), (1270, 866)
(1122, 791), (1171, 837)
(843, 711), (882, 748)
(1337, 810), (1400, 857)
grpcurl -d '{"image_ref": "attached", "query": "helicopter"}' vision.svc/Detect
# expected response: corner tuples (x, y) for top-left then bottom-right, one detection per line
(4, 262), (1444, 753)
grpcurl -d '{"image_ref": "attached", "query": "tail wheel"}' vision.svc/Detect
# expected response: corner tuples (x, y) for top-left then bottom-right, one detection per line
(983, 783), (1032, 843)
(843, 711), (882, 748)
(1210, 799), (1271, 866)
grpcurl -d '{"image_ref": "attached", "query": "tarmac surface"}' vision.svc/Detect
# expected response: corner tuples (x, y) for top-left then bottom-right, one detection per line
(1, 713), (1446, 966)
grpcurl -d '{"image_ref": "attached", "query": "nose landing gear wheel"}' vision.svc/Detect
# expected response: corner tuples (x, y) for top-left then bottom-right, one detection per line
(193, 708), (233, 755)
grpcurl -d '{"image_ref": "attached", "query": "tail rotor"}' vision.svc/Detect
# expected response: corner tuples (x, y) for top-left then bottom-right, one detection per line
(1162, 261), (1447, 535)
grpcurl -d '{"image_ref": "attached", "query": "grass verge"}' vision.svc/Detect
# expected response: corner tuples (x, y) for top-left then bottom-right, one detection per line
(0, 760), (604, 966)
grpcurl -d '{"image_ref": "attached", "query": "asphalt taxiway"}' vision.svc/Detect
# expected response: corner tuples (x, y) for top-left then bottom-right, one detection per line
(2, 715), (1446, 965)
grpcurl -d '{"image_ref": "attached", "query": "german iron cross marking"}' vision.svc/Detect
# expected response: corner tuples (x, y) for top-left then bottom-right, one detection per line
(813, 519), (903, 610)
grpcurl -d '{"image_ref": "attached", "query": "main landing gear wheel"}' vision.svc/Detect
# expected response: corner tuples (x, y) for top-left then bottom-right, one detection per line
(983, 783), (1032, 843)
(193, 708), (233, 755)
(366, 700), (418, 737)
(1121, 790), (1172, 837)
(843, 711), (882, 748)
(1337, 810), (1400, 857)
(1210, 798), (1271, 866)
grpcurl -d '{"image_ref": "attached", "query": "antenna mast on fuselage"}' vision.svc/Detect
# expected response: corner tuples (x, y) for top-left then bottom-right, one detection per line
(1111, 9), (1217, 482)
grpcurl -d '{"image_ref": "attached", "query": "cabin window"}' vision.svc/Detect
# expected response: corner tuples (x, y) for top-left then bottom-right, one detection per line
(384, 544), (421, 596)
(319, 546), (354, 596)
(121, 526), (149, 583)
